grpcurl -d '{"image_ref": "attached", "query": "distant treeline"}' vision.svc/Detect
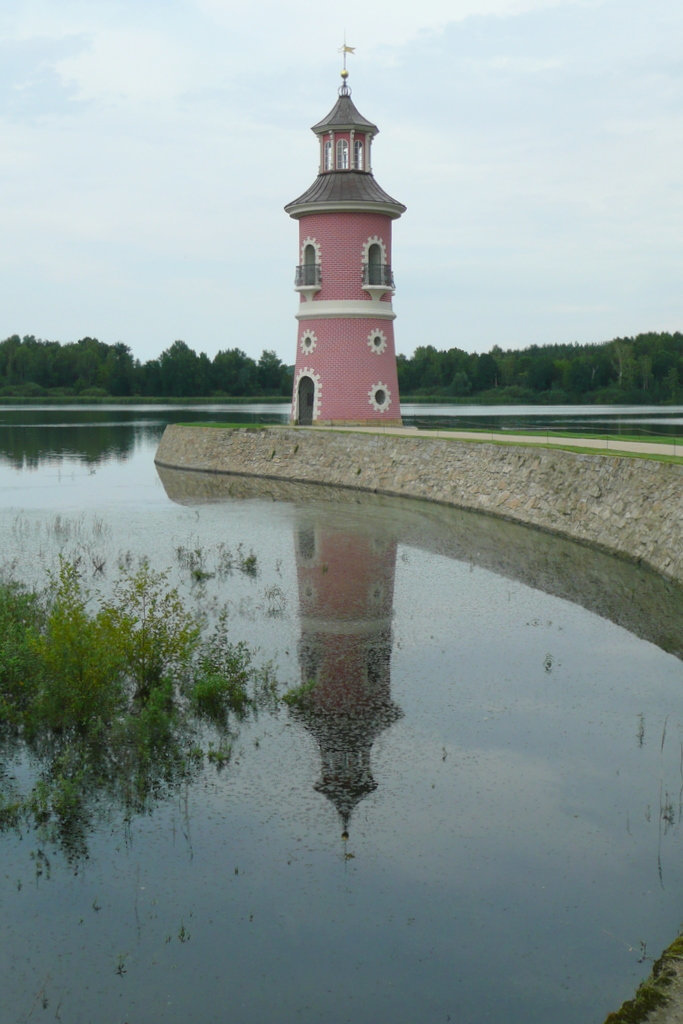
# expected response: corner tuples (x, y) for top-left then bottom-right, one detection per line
(397, 331), (683, 404)
(0, 331), (681, 403)
(0, 337), (291, 400)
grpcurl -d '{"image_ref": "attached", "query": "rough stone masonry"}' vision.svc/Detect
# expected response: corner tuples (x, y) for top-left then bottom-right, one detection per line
(155, 425), (683, 584)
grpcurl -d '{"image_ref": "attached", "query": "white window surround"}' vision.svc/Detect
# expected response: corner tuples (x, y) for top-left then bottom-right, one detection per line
(300, 330), (318, 355)
(368, 382), (392, 412)
(300, 236), (322, 266)
(367, 329), (388, 355)
(361, 236), (388, 266)
(293, 366), (322, 420)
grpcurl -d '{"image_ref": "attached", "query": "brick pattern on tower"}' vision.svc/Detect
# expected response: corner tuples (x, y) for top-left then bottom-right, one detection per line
(285, 69), (406, 426)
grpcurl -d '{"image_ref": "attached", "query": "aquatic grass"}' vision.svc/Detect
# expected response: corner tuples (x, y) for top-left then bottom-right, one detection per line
(207, 741), (232, 768)
(236, 544), (258, 577)
(216, 542), (235, 576)
(0, 787), (22, 829)
(264, 584), (286, 617)
(9, 513), (113, 584)
(176, 543), (206, 575)
(0, 560), (279, 859)
(281, 678), (318, 708)
(190, 611), (253, 724)
(175, 541), (259, 581)
(191, 670), (249, 723)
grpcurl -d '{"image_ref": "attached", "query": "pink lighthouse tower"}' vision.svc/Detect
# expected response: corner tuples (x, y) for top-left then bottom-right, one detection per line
(285, 52), (406, 426)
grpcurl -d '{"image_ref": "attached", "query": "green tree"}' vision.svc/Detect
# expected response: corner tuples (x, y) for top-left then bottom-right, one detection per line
(159, 340), (202, 397)
(212, 348), (258, 396)
(101, 342), (136, 396)
(474, 352), (498, 391)
(610, 338), (635, 391)
(257, 349), (286, 393)
(448, 371), (471, 396)
(664, 367), (680, 401)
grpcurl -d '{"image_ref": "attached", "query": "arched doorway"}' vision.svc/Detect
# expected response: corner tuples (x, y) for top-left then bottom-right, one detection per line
(297, 375), (315, 425)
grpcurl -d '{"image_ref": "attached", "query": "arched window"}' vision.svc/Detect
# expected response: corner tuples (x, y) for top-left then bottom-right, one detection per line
(296, 237), (321, 292)
(303, 243), (317, 286)
(353, 139), (363, 170)
(324, 139), (332, 170)
(368, 243), (382, 285)
(336, 138), (349, 169)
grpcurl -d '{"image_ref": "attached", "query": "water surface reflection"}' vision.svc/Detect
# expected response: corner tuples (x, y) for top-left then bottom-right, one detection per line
(291, 513), (403, 835)
(157, 466), (683, 660)
(2, 450), (682, 1024)
(151, 465), (683, 1022)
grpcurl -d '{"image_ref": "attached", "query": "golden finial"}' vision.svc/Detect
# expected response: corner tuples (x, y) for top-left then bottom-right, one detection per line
(338, 34), (355, 79)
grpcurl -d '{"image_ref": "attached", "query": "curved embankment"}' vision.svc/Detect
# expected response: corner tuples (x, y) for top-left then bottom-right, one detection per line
(155, 424), (683, 584)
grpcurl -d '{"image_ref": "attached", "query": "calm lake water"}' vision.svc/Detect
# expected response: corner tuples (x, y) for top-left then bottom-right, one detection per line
(1, 404), (682, 1024)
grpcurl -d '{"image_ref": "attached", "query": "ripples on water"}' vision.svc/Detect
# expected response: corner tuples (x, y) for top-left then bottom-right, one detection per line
(0, 406), (682, 1024)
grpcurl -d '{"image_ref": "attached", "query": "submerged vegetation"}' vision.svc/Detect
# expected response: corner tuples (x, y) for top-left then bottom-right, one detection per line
(0, 558), (277, 860)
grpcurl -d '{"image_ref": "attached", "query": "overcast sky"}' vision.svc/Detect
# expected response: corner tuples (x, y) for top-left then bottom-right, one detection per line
(1, 0), (681, 364)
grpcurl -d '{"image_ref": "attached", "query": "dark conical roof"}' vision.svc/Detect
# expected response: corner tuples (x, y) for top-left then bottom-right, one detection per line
(285, 82), (405, 219)
(311, 88), (379, 136)
(285, 171), (406, 218)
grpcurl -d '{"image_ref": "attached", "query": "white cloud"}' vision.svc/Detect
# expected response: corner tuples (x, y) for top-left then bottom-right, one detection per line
(54, 28), (199, 103)
(0, 0), (681, 359)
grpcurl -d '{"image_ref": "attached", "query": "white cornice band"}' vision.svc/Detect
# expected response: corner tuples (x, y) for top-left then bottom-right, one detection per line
(286, 201), (405, 220)
(296, 300), (396, 321)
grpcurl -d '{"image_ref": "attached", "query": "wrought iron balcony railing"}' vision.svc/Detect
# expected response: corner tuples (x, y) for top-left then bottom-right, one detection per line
(362, 263), (395, 289)
(295, 264), (322, 287)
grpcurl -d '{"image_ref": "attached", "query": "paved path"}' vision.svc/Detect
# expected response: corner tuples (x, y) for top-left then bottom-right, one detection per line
(307, 424), (681, 458)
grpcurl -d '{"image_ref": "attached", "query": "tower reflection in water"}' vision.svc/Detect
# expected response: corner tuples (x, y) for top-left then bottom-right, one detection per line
(289, 514), (403, 839)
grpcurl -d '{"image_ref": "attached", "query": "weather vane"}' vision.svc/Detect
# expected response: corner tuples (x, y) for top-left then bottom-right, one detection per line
(338, 35), (355, 81)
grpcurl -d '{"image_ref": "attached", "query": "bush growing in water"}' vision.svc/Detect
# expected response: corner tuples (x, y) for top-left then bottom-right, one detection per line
(0, 558), (274, 858)
(101, 559), (200, 702)
(191, 611), (252, 724)
(0, 579), (44, 725)
(31, 559), (125, 733)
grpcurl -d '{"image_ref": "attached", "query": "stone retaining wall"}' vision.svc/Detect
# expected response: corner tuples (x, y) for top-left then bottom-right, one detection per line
(155, 425), (683, 583)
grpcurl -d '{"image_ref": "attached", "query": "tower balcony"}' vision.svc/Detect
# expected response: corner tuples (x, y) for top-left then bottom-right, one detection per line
(362, 262), (395, 299)
(295, 263), (322, 299)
